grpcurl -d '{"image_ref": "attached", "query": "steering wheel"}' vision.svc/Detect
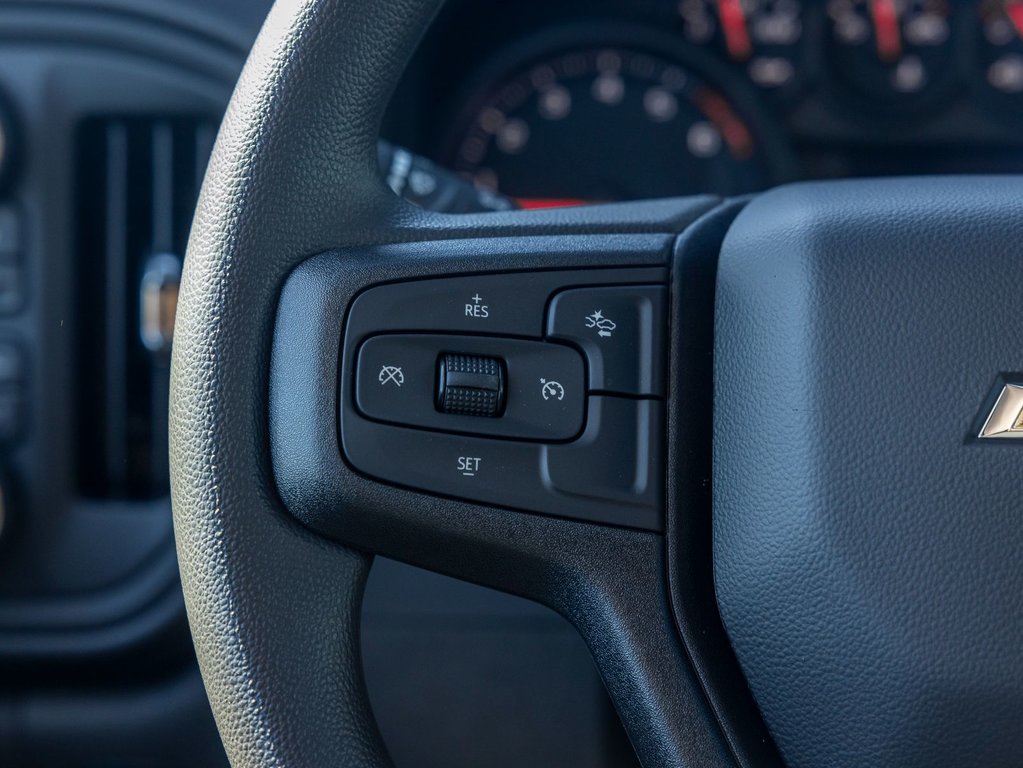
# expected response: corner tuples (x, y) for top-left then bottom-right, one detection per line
(169, 0), (1023, 766)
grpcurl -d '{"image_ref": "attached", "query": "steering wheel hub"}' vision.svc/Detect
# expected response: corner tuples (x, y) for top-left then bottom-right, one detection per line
(715, 179), (1023, 767)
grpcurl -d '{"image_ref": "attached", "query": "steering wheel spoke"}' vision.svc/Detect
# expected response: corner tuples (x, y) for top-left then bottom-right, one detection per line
(266, 206), (748, 767)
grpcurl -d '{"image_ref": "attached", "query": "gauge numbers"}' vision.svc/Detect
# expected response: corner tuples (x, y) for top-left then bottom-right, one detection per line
(679, 0), (803, 90)
(827, 0), (952, 103)
(979, 0), (1023, 96)
(448, 48), (772, 202)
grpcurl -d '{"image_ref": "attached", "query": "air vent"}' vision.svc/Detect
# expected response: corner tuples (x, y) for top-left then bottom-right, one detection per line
(75, 116), (216, 499)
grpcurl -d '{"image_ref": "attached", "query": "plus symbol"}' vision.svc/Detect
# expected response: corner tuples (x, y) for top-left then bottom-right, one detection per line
(465, 292), (490, 319)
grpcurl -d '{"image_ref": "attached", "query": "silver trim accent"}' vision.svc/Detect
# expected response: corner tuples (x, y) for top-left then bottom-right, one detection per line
(139, 253), (181, 355)
(978, 383), (1023, 439)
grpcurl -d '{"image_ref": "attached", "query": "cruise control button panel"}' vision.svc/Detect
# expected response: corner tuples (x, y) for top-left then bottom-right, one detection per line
(340, 267), (668, 530)
(547, 285), (666, 396)
(355, 334), (585, 441)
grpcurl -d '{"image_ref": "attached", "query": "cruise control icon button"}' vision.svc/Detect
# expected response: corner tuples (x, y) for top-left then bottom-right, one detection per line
(540, 379), (565, 401)
(378, 365), (404, 387)
(355, 334), (584, 440)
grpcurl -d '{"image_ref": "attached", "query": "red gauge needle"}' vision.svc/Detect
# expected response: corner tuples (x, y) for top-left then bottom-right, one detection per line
(513, 198), (591, 210)
(1006, 0), (1023, 38)
(717, 0), (753, 61)
(870, 0), (903, 63)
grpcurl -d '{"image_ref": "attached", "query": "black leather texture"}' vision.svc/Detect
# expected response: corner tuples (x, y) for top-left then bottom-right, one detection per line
(667, 200), (785, 768)
(714, 179), (1023, 768)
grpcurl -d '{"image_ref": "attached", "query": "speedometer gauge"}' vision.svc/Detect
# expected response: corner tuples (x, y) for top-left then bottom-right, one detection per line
(444, 48), (781, 202)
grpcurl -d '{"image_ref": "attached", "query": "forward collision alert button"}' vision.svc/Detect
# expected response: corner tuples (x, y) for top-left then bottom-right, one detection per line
(547, 285), (666, 396)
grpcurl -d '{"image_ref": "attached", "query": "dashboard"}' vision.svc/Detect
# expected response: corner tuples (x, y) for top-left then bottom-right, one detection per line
(0, 0), (1020, 766)
(385, 0), (1023, 203)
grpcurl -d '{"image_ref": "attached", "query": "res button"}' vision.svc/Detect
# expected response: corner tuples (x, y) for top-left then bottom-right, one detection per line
(346, 273), (560, 337)
(547, 285), (666, 397)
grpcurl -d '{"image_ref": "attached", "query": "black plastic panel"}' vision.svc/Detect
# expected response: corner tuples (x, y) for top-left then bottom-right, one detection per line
(345, 270), (562, 338)
(339, 265), (668, 531)
(0, 2), (253, 764)
(0, 0), (238, 658)
(355, 334), (585, 440)
(343, 392), (663, 530)
(545, 396), (663, 512)
(715, 179), (1023, 768)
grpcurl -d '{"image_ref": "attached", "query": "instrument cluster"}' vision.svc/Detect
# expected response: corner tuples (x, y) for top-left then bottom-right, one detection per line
(388, 1), (1023, 202)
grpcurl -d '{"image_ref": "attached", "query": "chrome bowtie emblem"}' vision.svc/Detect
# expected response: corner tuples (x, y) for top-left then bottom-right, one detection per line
(978, 381), (1023, 439)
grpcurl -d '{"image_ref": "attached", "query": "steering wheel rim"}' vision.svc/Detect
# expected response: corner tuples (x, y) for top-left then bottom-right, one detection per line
(170, 0), (442, 763)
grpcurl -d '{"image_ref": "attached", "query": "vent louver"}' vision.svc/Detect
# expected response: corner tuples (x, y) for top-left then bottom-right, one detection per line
(75, 116), (216, 499)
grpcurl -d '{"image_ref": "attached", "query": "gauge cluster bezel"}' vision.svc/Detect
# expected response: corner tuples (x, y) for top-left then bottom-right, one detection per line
(436, 22), (799, 197)
(382, 0), (1023, 196)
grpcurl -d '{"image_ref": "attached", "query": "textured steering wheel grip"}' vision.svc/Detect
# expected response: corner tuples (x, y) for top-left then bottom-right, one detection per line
(169, 0), (444, 765)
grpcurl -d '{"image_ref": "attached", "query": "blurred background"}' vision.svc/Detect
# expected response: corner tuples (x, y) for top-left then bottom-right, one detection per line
(3, 0), (1023, 764)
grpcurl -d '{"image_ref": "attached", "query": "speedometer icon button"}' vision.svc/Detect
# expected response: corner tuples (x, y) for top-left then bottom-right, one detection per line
(540, 379), (565, 401)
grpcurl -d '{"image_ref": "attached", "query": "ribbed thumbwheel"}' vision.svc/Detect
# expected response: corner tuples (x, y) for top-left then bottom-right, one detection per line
(436, 353), (505, 417)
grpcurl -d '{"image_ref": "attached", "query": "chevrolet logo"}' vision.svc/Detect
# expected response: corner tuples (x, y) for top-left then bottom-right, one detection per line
(978, 380), (1023, 439)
